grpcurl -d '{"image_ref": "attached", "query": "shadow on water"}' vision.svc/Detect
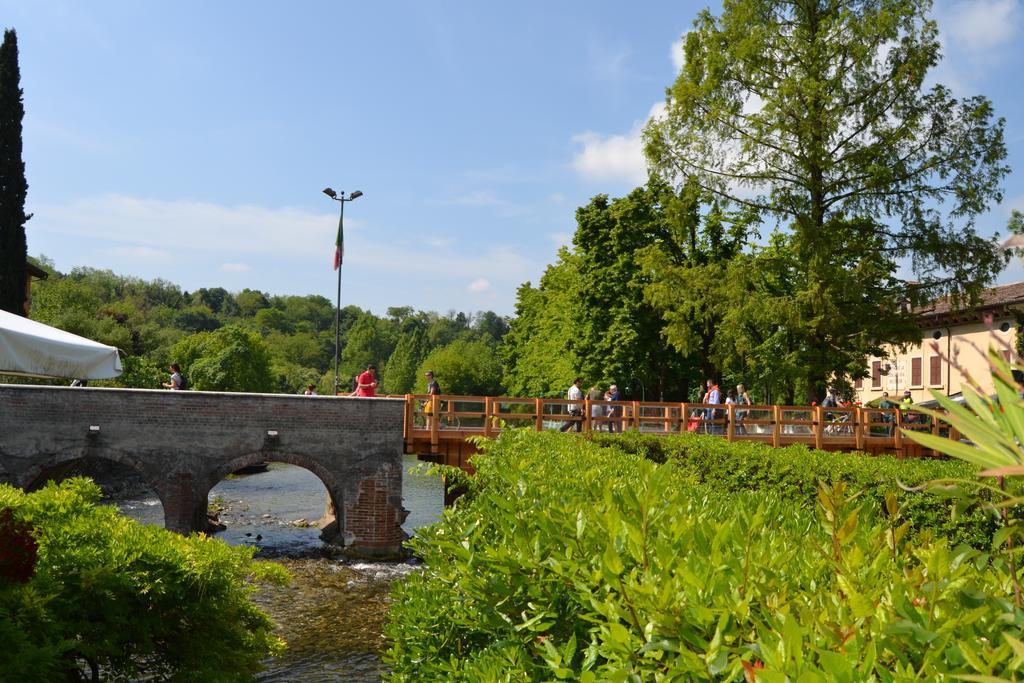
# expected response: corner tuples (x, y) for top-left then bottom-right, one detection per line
(114, 455), (444, 682)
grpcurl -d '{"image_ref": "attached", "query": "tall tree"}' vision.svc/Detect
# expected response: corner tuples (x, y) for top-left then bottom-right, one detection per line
(418, 338), (503, 397)
(636, 181), (757, 396)
(500, 260), (581, 397)
(502, 183), (705, 400)
(645, 0), (1010, 400)
(170, 325), (274, 393)
(384, 327), (428, 395)
(0, 29), (29, 315)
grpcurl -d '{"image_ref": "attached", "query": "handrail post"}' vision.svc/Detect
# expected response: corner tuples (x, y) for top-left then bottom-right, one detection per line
(772, 405), (781, 448)
(583, 398), (591, 433)
(814, 405), (824, 450)
(430, 394), (440, 454)
(483, 397), (493, 438)
(726, 403), (735, 442)
(679, 402), (688, 433)
(854, 406), (865, 451)
(893, 408), (903, 456)
(403, 394), (412, 441)
(632, 401), (640, 431)
(534, 398), (542, 431)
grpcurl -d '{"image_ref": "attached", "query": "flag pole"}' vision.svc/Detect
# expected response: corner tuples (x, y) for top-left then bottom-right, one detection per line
(334, 197), (344, 395)
(324, 188), (362, 396)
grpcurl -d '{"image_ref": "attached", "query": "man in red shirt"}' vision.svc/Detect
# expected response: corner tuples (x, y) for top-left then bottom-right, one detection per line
(354, 364), (378, 397)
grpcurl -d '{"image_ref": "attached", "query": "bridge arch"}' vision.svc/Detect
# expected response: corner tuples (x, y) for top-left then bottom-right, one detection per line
(206, 450), (345, 539)
(20, 448), (168, 526)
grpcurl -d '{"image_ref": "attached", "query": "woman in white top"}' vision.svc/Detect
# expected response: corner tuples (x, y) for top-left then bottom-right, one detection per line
(735, 384), (752, 434)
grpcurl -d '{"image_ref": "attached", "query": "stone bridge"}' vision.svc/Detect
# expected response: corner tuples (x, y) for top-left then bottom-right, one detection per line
(0, 385), (408, 558)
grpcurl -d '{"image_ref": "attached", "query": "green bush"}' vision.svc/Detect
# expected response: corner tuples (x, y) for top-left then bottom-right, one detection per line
(589, 431), (993, 547)
(0, 478), (287, 680)
(385, 430), (1023, 681)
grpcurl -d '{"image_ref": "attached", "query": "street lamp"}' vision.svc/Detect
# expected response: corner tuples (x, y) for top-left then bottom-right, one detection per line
(627, 377), (646, 402)
(323, 188), (363, 395)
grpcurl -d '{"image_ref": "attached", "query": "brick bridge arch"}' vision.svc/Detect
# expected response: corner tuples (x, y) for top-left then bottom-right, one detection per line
(0, 385), (408, 558)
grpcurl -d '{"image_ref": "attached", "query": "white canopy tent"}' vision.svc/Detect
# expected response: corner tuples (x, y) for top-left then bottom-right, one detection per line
(0, 309), (122, 380)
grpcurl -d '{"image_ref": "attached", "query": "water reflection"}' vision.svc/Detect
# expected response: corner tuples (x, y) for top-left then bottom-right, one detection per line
(115, 455), (444, 682)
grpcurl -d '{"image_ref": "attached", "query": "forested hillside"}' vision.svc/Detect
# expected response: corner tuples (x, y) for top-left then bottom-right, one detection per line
(20, 256), (508, 395)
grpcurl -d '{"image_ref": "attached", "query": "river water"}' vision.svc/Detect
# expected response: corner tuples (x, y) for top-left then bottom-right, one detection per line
(114, 455), (444, 681)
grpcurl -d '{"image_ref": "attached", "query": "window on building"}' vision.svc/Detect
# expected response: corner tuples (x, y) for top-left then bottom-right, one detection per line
(872, 360), (881, 388)
(911, 357), (922, 387)
(929, 355), (941, 386)
(854, 377), (863, 389)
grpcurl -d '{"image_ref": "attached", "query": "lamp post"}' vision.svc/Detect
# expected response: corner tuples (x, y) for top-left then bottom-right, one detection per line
(628, 377), (646, 402)
(323, 187), (363, 395)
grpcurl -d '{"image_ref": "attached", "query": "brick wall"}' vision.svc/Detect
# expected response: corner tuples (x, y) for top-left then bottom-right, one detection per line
(0, 385), (408, 557)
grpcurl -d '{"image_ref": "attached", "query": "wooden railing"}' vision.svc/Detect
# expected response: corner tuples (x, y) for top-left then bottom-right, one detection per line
(398, 394), (955, 461)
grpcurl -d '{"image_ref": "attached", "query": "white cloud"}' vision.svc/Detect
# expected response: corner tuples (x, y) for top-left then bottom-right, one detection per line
(670, 37), (686, 71)
(467, 277), (492, 293)
(107, 245), (169, 259)
(547, 232), (572, 247)
(943, 0), (1020, 53)
(32, 194), (350, 260)
(27, 193), (545, 314)
(570, 102), (666, 184)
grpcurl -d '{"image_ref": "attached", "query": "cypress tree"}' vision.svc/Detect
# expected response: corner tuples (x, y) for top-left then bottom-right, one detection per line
(0, 28), (28, 315)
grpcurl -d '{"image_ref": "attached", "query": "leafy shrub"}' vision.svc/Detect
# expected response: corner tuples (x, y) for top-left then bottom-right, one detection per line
(0, 478), (287, 680)
(589, 431), (993, 547)
(385, 430), (1023, 681)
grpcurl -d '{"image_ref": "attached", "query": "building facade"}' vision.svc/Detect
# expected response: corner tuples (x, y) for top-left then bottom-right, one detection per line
(853, 282), (1024, 404)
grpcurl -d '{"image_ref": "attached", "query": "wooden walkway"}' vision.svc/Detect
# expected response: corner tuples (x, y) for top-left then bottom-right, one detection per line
(398, 395), (951, 472)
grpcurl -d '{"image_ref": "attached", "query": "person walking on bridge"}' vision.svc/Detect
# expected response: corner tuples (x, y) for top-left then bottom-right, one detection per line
(162, 363), (186, 390)
(423, 370), (441, 430)
(352, 364), (378, 397)
(559, 377), (584, 433)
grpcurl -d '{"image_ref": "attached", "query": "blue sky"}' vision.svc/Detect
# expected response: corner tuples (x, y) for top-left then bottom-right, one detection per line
(5, 0), (1024, 316)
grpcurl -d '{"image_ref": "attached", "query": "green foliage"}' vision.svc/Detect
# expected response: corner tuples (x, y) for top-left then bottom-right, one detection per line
(904, 346), (1024, 606)
(22, 260), (509, 394)
(339, 313), (398, 390)
(591, 431), (992, 548)
(171, 324), (274, 392)
(500, 261), (580, 397)
(0, 29), (28, 316)
(385, 431), (1023, 680)
(502, 184), (701, 399)
(646, 0), (1010, 400)
(417, 337), (503, 396)
(385, 327), (428, 395)
(0, 478), (286, 680)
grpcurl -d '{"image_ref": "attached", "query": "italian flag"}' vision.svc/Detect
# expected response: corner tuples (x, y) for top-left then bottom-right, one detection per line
(333, 212), (344, 270)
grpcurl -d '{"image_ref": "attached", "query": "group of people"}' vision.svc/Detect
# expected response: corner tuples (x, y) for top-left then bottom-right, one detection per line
(687, 380), (753, 434)
(558, 378), (625, 433)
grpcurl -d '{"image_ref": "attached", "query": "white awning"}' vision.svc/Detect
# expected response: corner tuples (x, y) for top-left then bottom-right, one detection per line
(0, 309), (123, 379)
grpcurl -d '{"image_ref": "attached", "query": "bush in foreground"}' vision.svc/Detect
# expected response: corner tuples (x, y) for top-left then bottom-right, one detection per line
(0, 478), (287, 681)
(385, 430), (1022, 681)
(591, 431), (993, 547)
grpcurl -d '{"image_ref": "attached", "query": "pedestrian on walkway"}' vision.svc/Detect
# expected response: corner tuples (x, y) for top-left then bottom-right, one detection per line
(559, 378), (584, 433)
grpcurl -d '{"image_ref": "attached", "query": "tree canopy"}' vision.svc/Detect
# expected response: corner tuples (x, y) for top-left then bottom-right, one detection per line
(0, 29), (28, 315)
(645, 0), (1011, 400)
(502, 184), (702, 400)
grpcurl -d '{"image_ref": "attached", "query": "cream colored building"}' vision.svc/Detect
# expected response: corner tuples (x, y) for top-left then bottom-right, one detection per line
(854, 282), (1024, 404)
